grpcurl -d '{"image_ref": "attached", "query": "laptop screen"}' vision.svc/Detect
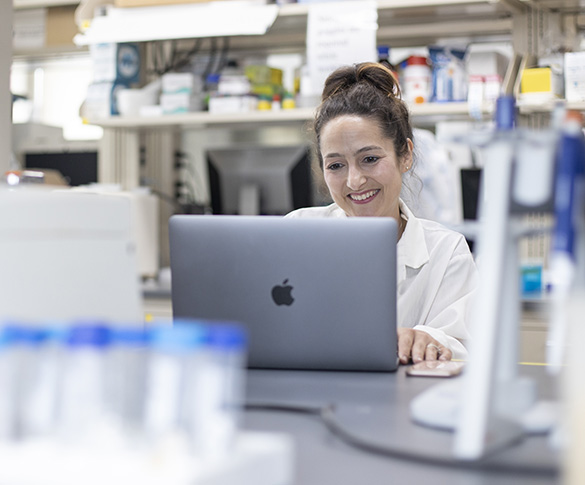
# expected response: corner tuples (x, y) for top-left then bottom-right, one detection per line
(169, 215), (398, 372)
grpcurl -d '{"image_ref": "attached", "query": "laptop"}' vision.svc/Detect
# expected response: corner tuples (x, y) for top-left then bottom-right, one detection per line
(169, 215), (399, 372)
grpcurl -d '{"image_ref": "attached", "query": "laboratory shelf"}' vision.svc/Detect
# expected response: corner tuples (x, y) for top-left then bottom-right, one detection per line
(88, 102), (495, 129)
(73, 0), (524, 47)
(90, 107), (317, 129)
(517, 99), (585, 114)
(13, 0), (78, 8)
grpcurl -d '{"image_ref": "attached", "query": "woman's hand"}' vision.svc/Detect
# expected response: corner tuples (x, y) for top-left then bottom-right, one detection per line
(397, 328), (452, 365)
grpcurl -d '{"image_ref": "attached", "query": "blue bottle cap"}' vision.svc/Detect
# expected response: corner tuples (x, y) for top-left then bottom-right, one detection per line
(148, 324), (208, 353)
(377, 45), (390, 58)
(207, 323), (247, 350)
(495, 95), (516, 131)
(110, 326), (149, 347)
(65, 323), (112, 348)
(206, 73), (221, 84)
(0, 323), (50, 346)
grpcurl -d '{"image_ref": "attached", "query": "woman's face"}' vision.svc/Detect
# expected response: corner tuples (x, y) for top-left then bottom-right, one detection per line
(320, 115), (412, 219)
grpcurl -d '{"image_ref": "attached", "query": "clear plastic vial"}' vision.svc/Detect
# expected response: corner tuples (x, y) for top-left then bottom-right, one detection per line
(143, 324), (206, 447)
(17, 324), (64, 441)
(57, 323), (113, 445)
(192, 323), (247, 459)
(0, 324), (21, 441)
(107, 326), (149, 443)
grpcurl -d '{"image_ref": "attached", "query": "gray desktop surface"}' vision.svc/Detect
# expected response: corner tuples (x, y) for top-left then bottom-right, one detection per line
(243, 366), (559, 484)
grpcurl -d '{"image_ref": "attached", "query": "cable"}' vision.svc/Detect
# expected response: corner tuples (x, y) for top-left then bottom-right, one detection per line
(244, 402), (559, 478)
(201, 37), (218, 85)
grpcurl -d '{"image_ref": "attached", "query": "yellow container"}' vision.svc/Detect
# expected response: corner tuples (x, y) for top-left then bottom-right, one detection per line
(521, 67), (554, 93)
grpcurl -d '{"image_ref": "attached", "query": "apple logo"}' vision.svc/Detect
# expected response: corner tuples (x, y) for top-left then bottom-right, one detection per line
(271, 279), (294, 306)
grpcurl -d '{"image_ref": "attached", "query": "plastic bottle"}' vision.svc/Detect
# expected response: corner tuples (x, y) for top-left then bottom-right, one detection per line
(547, 110), (585, 372)
(58, 323), (114, 445)
(189, 322), (247, 458)
(0, 325), (22, 441)
(257, 94), (271, 111)
(108, 326), (149, 441)
(282, 91), (296, 110)
(142, 323), (207, 447)
(402, 55), (432, 104)
(17, 324), (64, 441)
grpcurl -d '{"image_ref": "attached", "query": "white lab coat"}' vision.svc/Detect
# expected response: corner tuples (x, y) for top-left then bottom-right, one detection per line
(285, 200), (478, 359)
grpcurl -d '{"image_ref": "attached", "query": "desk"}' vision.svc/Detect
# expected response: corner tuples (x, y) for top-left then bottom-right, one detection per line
(243, 366), (560, 484)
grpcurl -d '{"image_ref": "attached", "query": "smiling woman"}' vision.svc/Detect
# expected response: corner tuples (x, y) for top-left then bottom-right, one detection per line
(285, 62), (478, 365)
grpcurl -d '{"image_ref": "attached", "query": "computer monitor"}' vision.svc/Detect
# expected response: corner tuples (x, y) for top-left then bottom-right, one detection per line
(207, 145), (313, 215)
(25, 151), (98, 187)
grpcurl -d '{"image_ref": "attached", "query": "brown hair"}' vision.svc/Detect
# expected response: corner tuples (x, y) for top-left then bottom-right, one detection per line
(312, 62), (414, 171)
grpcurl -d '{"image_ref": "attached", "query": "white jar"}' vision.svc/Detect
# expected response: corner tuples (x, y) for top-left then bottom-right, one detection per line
(402, 56), (432, 104)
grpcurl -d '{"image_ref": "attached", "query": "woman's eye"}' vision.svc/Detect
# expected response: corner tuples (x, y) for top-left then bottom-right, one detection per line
(327, 162), (343, 171)
(363, 156), (379, 164)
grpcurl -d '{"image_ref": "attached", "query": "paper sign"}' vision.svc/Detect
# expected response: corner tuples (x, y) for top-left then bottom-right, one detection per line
(306, 1), (378, 96)
(13, 8), (47, 51)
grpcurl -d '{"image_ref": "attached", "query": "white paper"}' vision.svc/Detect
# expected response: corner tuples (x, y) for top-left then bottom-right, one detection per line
(75, 2), (279, 45)
(306, 1), (378, 96)
(13, 8), (47, 51)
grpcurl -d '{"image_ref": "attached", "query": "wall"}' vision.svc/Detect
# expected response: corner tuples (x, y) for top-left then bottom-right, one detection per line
(1, 0), (13, 174)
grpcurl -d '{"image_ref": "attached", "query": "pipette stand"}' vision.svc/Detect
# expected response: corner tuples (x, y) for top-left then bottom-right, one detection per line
(411, 125), (559, 461)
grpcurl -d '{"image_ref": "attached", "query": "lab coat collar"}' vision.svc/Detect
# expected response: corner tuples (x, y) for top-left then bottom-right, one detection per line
(397, 199), (430, 277)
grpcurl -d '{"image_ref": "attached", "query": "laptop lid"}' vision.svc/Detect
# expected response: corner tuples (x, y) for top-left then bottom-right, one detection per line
(169, 215), (398, 372)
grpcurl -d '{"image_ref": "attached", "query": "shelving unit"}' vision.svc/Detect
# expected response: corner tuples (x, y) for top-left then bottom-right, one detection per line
(74, 0), (521, 49)
(20, 0), (581, 269)
(89, 102), (497, 129)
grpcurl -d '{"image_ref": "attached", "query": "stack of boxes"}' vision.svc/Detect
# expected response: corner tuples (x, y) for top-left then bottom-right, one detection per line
(245, 65), (284, 109)
(83, 43), (141, 119)
(207, 64), (284, 114)
(160, 72), (204, 114)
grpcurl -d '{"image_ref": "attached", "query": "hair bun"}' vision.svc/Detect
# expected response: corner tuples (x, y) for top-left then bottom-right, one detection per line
(321, 62), (400, 102)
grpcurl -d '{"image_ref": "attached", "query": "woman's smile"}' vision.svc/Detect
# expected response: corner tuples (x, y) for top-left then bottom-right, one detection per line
(348, 189), (380, 203)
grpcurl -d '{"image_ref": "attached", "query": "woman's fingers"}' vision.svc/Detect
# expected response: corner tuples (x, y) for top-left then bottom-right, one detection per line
(397, 328), (453, 364)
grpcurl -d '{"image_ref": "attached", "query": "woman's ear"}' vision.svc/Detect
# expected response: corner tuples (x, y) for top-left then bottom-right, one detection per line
(401, 138), (414, 173)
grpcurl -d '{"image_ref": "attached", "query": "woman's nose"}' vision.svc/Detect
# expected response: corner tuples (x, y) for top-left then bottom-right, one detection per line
(347, 166), (366, 190)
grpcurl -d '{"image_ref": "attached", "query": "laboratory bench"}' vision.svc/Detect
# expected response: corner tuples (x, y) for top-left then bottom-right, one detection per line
(242, 365), (560, 485)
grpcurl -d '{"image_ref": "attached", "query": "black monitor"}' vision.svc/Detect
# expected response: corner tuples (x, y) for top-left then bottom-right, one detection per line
(460, 167), (482, 221)
(25, 151), (98, 187)
(207, 145), (313, 215)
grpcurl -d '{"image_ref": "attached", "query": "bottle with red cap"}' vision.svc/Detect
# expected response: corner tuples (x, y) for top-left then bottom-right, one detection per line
(402, 55), (432, 104)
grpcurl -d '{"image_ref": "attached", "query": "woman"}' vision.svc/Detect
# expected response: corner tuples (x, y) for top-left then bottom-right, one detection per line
(286, 62), (477, 364)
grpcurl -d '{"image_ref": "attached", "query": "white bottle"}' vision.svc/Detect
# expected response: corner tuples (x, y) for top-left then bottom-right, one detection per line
(402, 56), (432, 104)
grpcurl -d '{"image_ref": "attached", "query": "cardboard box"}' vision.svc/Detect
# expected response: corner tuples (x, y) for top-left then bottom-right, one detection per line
(161, 72), (203, 94)
(83, 81), (130, 119)
(91, 43), (141, 85)
(160, 92), (203, 114)
(46, 5), (78, 47)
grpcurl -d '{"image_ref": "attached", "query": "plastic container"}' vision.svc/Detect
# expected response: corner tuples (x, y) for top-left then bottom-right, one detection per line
(189, 323), (247, 458)
(108, 326), (149, 440)
(402, 56), (432, 104)
(142, 324), (208, 446)
(58, 323), (113, 444)
(0, 325), (24, 441)
(17, 325), (64, 440)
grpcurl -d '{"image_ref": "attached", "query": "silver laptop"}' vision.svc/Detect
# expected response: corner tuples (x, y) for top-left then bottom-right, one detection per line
(169, 215), (398, 372)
